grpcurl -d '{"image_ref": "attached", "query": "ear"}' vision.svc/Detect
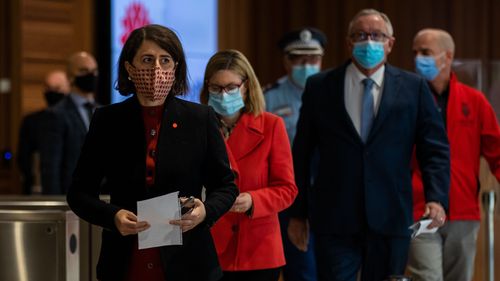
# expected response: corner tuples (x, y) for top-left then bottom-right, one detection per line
(346, 37), (354, 51)
(445, 50), (454, 63)
(124, 61), (134, 78)
(386, 37), (395, 54)
(283, 55), (292, 73)
(240, 80), (249, 99)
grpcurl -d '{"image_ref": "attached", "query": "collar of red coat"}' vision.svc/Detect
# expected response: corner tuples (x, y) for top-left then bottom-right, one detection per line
(227, 112), (265, 161)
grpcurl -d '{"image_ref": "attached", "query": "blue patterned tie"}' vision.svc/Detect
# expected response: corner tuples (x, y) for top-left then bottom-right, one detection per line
(361, 78), (375, 143)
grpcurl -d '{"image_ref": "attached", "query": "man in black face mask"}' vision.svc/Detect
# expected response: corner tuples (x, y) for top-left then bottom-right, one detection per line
(40, 51), (99, 194)
(18, 70), (70, 194)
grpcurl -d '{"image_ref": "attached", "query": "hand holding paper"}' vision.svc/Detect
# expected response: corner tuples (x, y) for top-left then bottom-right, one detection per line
(170, 197), (206, 232)
(114, 209), (150, 236)
(137, 191), (182, 249)
(408, 219), (438, 239)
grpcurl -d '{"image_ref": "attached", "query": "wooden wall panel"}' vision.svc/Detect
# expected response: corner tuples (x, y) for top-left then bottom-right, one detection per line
(22, 61), (68, 83)
(21, 84), (45, 114)
(22, 0), (73, 22)
(19, 0), (94, 118)
(22, 21), (74, 61)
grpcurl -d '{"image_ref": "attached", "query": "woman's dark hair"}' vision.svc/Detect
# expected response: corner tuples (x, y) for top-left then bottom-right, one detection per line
(115, 24), (188, 96)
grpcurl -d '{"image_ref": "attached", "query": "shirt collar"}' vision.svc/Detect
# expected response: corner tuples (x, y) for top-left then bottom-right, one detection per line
(347, 63), (385, 88)
(70, 92), (95, 106)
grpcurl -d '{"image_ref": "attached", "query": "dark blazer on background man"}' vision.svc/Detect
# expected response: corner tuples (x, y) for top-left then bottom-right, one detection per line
(18, 110), (49, 194)
(289, 62), (450, 237)
(40, 95), (89, 194)
(66, 95), (238, 281)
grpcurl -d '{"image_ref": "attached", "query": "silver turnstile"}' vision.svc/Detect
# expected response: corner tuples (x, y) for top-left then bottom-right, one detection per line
(0, 196), (104, 281)
(0, 209), (79, 281)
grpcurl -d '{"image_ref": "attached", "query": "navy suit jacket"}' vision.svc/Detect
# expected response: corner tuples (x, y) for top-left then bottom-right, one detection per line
(289, 62), (450, 236)
(40, 95), (89, 194)
(18, 110), (48, 194)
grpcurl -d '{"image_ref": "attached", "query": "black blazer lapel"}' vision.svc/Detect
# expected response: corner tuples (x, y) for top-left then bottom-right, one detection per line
(367, 64), (401, 142)
(155, 96), (187, 194)
(121, 97), (147, 197)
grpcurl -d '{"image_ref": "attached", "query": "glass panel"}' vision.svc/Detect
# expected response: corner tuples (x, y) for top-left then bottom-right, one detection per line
(452, 59), (483, 91)
(488, 61), (500, 120)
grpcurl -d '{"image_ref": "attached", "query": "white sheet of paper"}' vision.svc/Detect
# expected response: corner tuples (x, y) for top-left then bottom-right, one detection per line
(409, 219), (438, 239)
(137, 191), (182, 249)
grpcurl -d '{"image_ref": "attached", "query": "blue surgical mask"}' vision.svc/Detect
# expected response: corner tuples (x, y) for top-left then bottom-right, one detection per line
(291, 64), (320, 88)
(208, 88), (245, 116)
(352, 41), (385, 69)
(415, 53), (445, 81)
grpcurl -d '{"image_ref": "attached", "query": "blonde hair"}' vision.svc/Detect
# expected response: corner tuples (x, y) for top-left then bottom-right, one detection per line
(200, 49), (265, 115)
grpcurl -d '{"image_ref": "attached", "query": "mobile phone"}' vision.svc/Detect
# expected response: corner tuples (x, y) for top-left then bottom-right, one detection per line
(181, 196), (195, 215)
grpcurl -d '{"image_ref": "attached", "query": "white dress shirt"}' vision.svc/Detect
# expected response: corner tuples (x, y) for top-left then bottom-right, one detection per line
(344, 63), (385, 136)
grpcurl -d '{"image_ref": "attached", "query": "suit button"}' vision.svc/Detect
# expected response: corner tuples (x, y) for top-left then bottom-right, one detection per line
(231, 225), (239, 232)
(150, 129), (157, 136)
(150, 150), (156, 157)
(147, 262), (154, 269)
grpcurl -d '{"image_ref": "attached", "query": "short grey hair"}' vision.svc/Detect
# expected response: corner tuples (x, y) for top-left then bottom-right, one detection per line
(347, 9), (394, 37)
(415, 28), (455, 54)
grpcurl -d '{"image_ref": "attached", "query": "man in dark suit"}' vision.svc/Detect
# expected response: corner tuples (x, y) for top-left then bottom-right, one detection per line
(17, 70), (70, 194)
(40, 51), (99, 194)
(287, 9), (450, 281)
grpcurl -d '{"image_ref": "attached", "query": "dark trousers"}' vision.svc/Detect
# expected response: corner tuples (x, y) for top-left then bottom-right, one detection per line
(280, 212), (318, 281)
(315, 232), (410, 281)
(220, 268), (281, 281)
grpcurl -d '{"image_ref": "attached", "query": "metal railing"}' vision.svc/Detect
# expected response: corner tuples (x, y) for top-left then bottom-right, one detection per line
(482, 191), (497, 281)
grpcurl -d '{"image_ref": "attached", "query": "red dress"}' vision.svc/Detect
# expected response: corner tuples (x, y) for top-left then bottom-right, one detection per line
(125, 105), (165, 281)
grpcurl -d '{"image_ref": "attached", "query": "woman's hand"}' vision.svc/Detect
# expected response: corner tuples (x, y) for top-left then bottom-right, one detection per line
(114, 209), (150, 236)
(170, 198), (206, 232)
(230, 192), (253, 213)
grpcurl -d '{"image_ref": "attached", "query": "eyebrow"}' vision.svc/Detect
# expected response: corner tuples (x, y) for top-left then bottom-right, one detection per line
(415, 47), (432, 52)
(141, 54), (172, 58)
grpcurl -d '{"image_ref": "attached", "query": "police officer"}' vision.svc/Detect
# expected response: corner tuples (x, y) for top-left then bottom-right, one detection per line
(265, 28), (327, 145)
(265, 27), (327, 281)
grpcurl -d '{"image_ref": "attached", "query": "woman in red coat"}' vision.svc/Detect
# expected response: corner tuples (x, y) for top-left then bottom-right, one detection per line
(200, 49), (298, 281)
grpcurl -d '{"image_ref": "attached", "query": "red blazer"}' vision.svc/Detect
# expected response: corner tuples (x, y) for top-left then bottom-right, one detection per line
(211, 112), (298, 271)
(413, 73), (500, 221)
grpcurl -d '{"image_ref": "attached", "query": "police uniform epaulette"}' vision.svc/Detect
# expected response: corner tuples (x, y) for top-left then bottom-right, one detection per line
(263, 82), (280, 94)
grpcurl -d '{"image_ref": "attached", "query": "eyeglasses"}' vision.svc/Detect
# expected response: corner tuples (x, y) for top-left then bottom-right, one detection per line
(350, 31), (390, 42)
(207, 81), (245, 95)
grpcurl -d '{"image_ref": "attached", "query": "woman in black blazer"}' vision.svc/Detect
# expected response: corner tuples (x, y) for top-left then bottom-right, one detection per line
(66, 24), (238, 281)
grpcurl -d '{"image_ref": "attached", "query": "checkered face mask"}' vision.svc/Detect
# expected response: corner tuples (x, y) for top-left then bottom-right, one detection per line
(130, 66), (175, 102)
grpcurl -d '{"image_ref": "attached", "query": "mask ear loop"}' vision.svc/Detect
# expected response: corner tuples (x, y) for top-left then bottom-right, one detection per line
(125, 61), (136, 81)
